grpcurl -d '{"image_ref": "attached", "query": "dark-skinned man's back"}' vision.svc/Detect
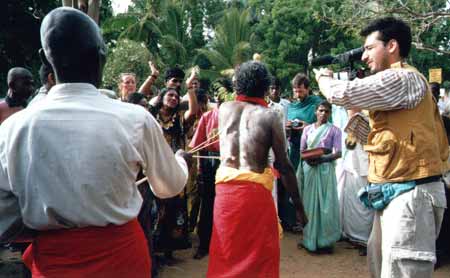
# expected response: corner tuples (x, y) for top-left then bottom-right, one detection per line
(219, 101), (280, 172)
(207, 61), (306, 278)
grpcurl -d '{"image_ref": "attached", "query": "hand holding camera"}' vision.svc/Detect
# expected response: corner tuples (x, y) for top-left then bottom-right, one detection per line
(287, 119), (305, 131)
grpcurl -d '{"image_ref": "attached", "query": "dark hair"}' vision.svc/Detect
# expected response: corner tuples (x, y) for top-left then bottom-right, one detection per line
(7, 67), (33, 86)
(360, 17), (412, 58)
(316, 100), (332, 111)
(164, 66), (185, 82)
(291, 73), (310, 89)
(39, 63), (53, 86)
(196, 89), (209, 104)
(151, 87), (180, 113)
(430, 82), (440, 101)
(40, 8), (106, 86)
(214, 77), (233, 93)
(270, 76), (281, 88)
(234, 61), (270, 97)
(127, 92), (146, 105)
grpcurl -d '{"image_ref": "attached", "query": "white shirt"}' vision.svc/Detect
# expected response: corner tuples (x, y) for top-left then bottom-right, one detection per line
(28, 86), (48, 107)
(0, 83), (188, 236)
(268, 100), (286, 125)
(318, 68), (427, 111)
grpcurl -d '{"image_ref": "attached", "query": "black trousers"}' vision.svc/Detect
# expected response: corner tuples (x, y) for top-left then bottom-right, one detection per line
(197, 151), (220, 251)
(436, 184), (450, 256)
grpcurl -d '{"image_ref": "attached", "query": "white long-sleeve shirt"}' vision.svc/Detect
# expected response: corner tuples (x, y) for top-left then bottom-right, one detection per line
(0, 83), (188, 237)
(318, 67), (427, 111)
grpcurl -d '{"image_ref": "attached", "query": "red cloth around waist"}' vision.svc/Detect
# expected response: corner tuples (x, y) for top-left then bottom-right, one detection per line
(207, 181), (279, 278)
(23, 219), (151, 278)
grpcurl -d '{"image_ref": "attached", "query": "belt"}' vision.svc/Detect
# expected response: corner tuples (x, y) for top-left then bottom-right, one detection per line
(414, 175), (442, 185)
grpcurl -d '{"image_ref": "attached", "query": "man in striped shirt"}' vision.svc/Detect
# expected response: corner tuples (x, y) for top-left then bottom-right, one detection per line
(315, 17), (448, 278)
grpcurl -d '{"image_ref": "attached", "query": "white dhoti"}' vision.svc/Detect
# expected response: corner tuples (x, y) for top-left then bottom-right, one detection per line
(337, 144), (374, 245)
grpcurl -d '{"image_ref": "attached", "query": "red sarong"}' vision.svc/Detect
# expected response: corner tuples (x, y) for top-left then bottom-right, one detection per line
(207, 181), (279, 278)
(23, 219), (151, 278)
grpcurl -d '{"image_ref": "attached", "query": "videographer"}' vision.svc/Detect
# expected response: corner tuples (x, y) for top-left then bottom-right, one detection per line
(314, 17), (448, 278)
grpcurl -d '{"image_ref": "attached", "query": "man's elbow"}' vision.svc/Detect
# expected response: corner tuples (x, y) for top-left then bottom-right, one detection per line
(153, 174), (187, 199)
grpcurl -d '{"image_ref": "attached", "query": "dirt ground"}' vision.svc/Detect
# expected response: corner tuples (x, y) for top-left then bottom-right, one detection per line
(1, 233), (449, 277)
(159, 232), (450, 278)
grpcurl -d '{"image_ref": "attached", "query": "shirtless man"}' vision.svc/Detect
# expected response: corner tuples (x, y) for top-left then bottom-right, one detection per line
(207, 61), (307, 278)
(0, 67), (34, 124)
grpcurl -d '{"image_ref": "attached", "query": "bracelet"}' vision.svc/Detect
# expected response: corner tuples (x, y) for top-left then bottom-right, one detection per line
(150, 74), (158, 79)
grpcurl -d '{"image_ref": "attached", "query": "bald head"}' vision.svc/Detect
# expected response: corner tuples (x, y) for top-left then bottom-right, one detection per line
(7, 67), (34, 100)
(7, 67), (32, 86)
(40, 7), (106, 87)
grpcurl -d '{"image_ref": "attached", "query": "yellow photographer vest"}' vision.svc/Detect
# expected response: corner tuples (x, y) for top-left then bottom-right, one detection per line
(365, 62), (449, 183)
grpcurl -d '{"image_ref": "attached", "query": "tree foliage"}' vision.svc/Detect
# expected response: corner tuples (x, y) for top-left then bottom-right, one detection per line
(249, 0), (359, 93)
(0, 0), (60, 95)
(0, 0), (113, 96)
(4, 0), (450, 97)
(102, 39), (152, 91)
(317, 0), (450, 55)
(197, 8), (253, 79)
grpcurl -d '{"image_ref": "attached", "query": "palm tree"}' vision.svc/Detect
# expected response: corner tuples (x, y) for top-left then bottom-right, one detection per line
(102, 0), (199, 70)
(197, 8), (253, 79)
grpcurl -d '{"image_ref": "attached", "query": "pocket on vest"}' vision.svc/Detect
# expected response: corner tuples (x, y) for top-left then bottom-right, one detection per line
(365, 129), (417, 179)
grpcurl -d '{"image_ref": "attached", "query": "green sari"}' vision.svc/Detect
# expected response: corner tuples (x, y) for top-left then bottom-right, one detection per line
(301, 123), (341, 251)
(280, 95), (322, 229)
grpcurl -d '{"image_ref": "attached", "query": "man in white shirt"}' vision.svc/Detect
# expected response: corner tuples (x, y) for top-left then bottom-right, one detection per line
(269, 77), (290, 120)
(0, 7), (189, 278)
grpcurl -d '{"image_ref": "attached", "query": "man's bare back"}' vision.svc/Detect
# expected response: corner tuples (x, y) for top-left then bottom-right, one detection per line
(219, 101), (279, 172)
(219, 98), (308, 226)
(0, 101), (23, 124)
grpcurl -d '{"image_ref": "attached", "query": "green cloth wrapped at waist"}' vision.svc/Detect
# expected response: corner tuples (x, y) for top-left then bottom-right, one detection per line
(358, 181), (416, 210)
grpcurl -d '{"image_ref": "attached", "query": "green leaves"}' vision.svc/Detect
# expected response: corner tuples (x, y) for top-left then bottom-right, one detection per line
(102, 39), (152, 90)
(197, 8), (253, 77)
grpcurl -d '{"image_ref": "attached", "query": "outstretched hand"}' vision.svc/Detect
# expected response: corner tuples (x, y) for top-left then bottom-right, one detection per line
(305, 158), (320, 166)
(313, 68), (333, 83)
(149, 61), (159, 77)
(186, 66), (199, 89)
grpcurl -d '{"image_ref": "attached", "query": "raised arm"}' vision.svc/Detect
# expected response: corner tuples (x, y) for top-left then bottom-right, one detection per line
(138, 61), (159, 97)
(183, 69), (199, 121)
(314, 68), (427, 111)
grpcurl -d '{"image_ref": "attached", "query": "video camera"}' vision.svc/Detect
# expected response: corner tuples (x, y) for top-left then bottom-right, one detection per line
(311, 47), (365, 81)
(310, 47), (364, 67)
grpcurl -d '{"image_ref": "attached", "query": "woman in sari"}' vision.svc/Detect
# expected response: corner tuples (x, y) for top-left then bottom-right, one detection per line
(282, 73), (322, 231)
(300, 100), (342, 253)
(149, 73), (198, 265)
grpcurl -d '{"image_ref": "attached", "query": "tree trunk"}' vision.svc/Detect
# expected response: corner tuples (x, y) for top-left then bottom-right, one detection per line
(88, 0), (101, 24)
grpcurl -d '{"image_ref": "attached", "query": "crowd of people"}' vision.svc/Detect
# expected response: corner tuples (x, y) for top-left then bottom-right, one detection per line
(0, 6), (449, 278)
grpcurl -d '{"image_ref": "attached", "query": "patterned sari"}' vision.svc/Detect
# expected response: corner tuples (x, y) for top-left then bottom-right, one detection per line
(150, 108), (191, 254)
